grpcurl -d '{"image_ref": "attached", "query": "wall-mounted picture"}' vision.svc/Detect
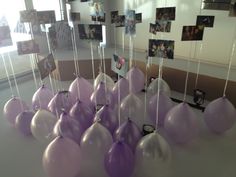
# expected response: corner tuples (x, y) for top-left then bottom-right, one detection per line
(17, 39), (40, 55)
(92, 13), (106, 22)
(36, 11), (56, 24)
(196, 15), (215, 27)
(81, 0), (90, 2)
(0, 26), (13, 48)
(148, 39), (174, 59)
(78, 24), (103, 41)
(149, 23), (157, 35)
(111, 11), (119, 24)
(156, 20), (171, 32)
(70, 12), (81, 22)
(48, 25), (57, 51)
(181, 25), (204, 41)
(115, 15), (125, 27)
(30, 22), (41, 35)
(229, 0), (236, 17)
(111, 54), (128, 77)
(37, 53), (56, 80)
(90, 2), (105, 17)
(20, 10), (37, 23)
(125, 10), (136, 35)
(135, 13), (142, 23)
(156, 7), (176, 21)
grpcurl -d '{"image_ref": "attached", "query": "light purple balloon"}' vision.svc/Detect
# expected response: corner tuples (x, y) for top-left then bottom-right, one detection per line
(53, 112), (83, 144)
(15, 111), (35, 136)
(126, 66), (145, 93)
(148, 92), (173, 127)
(3, 97), (29, 126)
(70, 100), (95, 131)
(69, 76), (94, 105)
(32, 85), (54, 111)
(112, 78), (129, 105)
(164, 102), (199, 144)
(114, 118), (142, 152)
(105, 141), (135, 177)
(204, 97), (236, 134)
(94, 104), (118, 134)
(48, 91), (75, 117)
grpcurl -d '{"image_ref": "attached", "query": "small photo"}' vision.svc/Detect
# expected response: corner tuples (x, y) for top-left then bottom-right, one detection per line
(37, 53), (56, 80)
(196, 15), (215, 27)
(91, 13), (106, 22)
(115, 15), (125, 27)
(181, 25), (204, 41)
(70, 12), (81, 22)
(229, 1), (236, 17)
(30, 22), (41, 35)
(81, 0), (90, 2)
(111, 54), (128, 77)
(156, 20), (171, 32)
(78, 24), (103, 41)
(17, 39), (40, 55)
(156, 7), (176, 21)
(90, 2), (105, 17)
(135, 13), (142, 23)
(20, 10), (37, 23)
(149, 23), (156, 35)
(37, 11), (56, 24)
(111, 11), (119, 24)
(48, 25), (57, 51)
(0, 26), (13, 48)
(125, 10), (136, 35)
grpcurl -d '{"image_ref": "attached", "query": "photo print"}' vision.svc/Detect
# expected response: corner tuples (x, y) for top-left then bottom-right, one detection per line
(125, 10), (136, 35)
(70, 12), (81, 22)
(0, 16), (8, 26)
(36, 11), (56, 24)
(17, 39), (40, 55)
(90, 1), (105, 18)
(48, 25), (57, 51)
(229, 0), (236, 16)
(30, 22), (41, 35)
(0, 26), (13, 48)
(111, 54), (128, 77)
(181, 25), (204, 41)
(37, 53), (56, 80)
(148, 39), (174, 59)
(81, 0), (90, 2)
(156, 20), (171, 32)
(115, 15), (125, 27)
(92, 13), (106, 22)
(149, 23), (157, 35)
(111, 11), (119, 24)
(196, 15), (215, 27)
(156, 7), (176, 21)
(20, 9), (37, 23)
(135, 13), (142, 23)
(78, 24), (103, 41)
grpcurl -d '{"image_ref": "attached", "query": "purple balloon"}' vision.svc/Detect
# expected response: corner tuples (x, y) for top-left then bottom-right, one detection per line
(48, 91), (75, 117)
(94, 104), (118, 134)
(32, 85), (54, 111)
(204, 97), (236, 134)
(15, 111), (35, 136)
(164, 102), (199, 144)
(114, 118), (142, 152)
(148, 92), (173, 127)
(69, 76), (94, 105)
(3, 97), (29, 126)
(53, 112), (83, 144)
(105, 141), (135, 177)
(70, 100), (95, 131)
(112, 78), (129, 105)
(126, 66), (145, 93)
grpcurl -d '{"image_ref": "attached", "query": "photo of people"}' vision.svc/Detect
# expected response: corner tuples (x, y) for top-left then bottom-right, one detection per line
(181, 25), (204, 41)
(156, 20), (171, 32)
(90, 2), (105, 18)
(36, 11), (56, 24)
(0, 26), (13, 48)
(156, 7), (176, 21)
(20, 9), (37, 23)
(135, 13), (142, 23)
(196, 15), (215, 27)
(115, 15), (125, 27)
(37, 53), (56, 80)
(17, 39), (40, 55)
(148, 39), (174, 59)
(70, 12), (81, 22)
(111, 11), (119, 24)
(229, 0), (236, 17)
(125, 10), (136, 35)
(112, 54), (128, 77)
(78, 24), (103, 41)
(91, 13), (106, 22)
(149, 23), (157, 35)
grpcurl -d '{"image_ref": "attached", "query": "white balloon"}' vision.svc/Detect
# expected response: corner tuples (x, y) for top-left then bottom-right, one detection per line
(147, 78), (171, 97)
(94, 72), (115, 91)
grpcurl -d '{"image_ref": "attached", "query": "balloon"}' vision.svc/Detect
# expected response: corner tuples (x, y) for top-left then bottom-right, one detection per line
(112, 78), (129, 105)
(164, 103), (199, 144)
(42, 137), (80, 177)
(32, 85), (54, 111)
(148, 92), (173, 127)
(126, 66), (145, 93)
(114, 118), (142, 152)
(69, 76), (94, 105)
(104, 141), (135, 177)
(70, 100), (95, 131)
(94, 104), (118, 134)
(3, 97), (29, 126)
(94, 72), (115, 91)
(15, 111), (35, 136)
(48, 91), (75, 117)
(135, 132), (171, 177)
(31, 109), (57, 143)
(147, 77), (171, 97)
(204, 97), (236, 134)
(53, 112), (83, 144)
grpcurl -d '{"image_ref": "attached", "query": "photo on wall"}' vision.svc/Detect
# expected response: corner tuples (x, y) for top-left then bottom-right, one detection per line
(111, 11), (119, 24)
(78, 24), (103, 41)
(148, 39), (174, 59)
(70, 12), (81, 22)
(36, 11), (56, 24)
(196, 15), (215, 27)
(115, 15), (125, 27)
(135, 13), (142, 23)
(0, 26), (13, 48)
(17, 39), (40, 55)
(37, 53), (56, 80)
(156, 20), (171, 32)
(229, 0), (236, 16)
(20, 9), (37, 23)
(149, 23), (157, 35)
(90, 1), (105, 17)
(92, 13), (106, 22)
(181, 25), (204, 41)
(156, 7), (176, 21)
(125, 10), (136, 35)
(111, 54), (128, 77)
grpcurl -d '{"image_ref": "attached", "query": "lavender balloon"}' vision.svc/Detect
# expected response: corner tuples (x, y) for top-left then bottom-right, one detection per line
(126, 66), (145, 93)
(112, 78), (129, 105)
(42, 137), (81, 177)
(15, 111), (35, 136)
(105, 141), (135, 177)
(114, 118), (142, 152)
(54, 112), (83, 144)
(32, 85), (54, 111)
(94, 104), (118, 134)
(164, 103), (199, 144)
(147, 78), (171, 97)
(148, 92), (173, 127)
(3, 97), (29, 126)
(204, 97), (236, 134)
(94, 72), (115, 91)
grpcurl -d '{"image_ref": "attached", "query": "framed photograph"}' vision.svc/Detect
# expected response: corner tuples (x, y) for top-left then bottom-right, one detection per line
(115, 15), (125, 27)
(196, 15), (215, 27)
(20, 9), (37, 23)
(156, 7), (176, 21)
(149, 23), (157, 35)
(70, 12), (81, 22)
(125, 10), (136, 35)
(37, 53), (56, 80)
(156, 20), (171, 32)
(17, 39), (40, 55)
(111, 11), (119, 24)
(181, 25), (204, 41)
(78, 24), (103, 41)
(90, 2), (105, 17)
(111, 54), (128, 77)
(229, 1), (236, 16)
(91, 13), (106, 22)
(148, 39), (174, 59)
(135, 13), (142, 23)
(0, 26), (13, 48)
(36, 11), (56, 24)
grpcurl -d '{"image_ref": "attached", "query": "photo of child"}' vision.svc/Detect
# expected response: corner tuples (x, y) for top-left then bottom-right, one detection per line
(125, 10), (136, 35)
(181, 25), (204, 41)
(156, 7), (176, 21)
(78, 24), (103, 41)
